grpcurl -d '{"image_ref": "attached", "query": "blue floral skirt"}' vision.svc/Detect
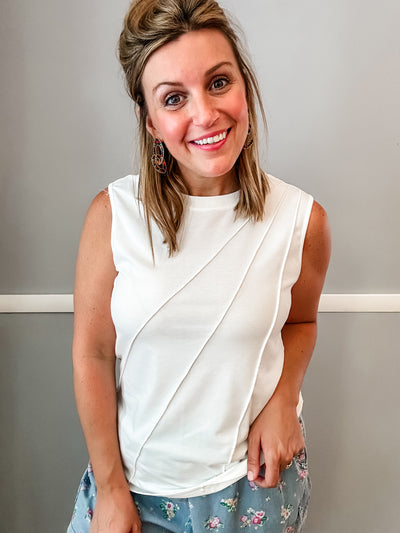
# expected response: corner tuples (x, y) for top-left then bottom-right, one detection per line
(67, 425), (311, 532)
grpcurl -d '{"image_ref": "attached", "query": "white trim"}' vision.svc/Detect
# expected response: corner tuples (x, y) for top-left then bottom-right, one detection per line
(0, 294), (73, 313)
(318, 293), (400, 313)
(0, 294), (400, 313)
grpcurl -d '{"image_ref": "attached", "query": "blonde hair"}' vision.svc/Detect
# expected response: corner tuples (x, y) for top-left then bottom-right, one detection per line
(119, 0), (269, 255)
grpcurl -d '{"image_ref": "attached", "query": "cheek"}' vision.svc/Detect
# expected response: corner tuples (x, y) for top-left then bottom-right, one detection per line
(229, 91), (249, 128)
(155, 114), (187, 145)
(233, 106), (249, 148)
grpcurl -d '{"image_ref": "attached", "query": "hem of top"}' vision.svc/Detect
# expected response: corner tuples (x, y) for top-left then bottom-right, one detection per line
(129, 470), (248, 499)
(127, 397), (303, 499)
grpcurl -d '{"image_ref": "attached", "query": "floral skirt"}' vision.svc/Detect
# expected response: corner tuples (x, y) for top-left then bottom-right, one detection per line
(67, 424), (311, 533)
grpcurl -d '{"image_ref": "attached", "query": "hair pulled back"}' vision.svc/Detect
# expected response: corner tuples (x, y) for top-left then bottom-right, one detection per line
(119, 0), (268, 255)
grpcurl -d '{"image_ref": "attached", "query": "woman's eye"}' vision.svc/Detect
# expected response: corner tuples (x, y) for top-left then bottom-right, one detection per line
(211, 77), (229, 90)
(165, 94), (182, 107)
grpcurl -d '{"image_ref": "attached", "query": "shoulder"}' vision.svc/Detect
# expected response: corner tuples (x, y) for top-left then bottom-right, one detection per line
(88, 188), (112, 218)
(108, 174), (138, 199)
(77, 189), (114, 270)
(74, 190), (117, 313)
(287, 201), (330, 322)
(266, 174), (313, 211)
(266, 176), (328, 258)
(303, 201), (331, 275)
(82, 189), (112, 240)
(308, 200), (329, 230)
(80, 174), (140, 259)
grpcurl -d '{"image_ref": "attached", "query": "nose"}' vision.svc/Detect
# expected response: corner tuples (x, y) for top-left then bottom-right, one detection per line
(191, 93), (219, 128)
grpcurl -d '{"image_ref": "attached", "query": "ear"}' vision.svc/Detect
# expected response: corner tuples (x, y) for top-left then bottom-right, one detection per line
(146, 114), (160, 140)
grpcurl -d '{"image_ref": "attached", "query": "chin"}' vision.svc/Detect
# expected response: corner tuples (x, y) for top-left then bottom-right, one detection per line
(202, 163), (236, 180)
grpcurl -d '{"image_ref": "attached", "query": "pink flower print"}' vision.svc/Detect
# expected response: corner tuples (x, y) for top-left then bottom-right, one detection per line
(296, 450), (306, 462)
(284, 528), (296, 533)
(239, 515), (251, 528)
(204, 516), (223, 530)
(240, 508), (268, 528)
(298, 469), (308, 480)
(85, 508), (93, 522)
(160, 500), (180, 521)
(280, 504), (294, 524)
(295, 449), (308, 479)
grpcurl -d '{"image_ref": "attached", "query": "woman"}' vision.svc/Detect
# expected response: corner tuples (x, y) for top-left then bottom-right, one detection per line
(68, 0), (330, 532)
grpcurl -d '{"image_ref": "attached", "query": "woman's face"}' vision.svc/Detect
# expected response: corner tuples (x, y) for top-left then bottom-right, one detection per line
(142, 29), (249, 195)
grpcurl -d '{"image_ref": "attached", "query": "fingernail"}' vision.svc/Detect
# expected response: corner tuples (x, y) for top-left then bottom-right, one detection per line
(247, 471), (255, 481)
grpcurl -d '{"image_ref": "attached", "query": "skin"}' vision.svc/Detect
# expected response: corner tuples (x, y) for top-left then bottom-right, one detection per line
(142, 29), (249, 196)
(72, 28), (331, 533)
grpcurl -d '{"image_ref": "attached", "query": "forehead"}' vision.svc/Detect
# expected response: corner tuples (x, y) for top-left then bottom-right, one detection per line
(142, 29), (239, 89)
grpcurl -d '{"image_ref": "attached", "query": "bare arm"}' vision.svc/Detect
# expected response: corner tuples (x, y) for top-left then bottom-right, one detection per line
(73, 190), (141, 532)
(247, 201), (331, 487)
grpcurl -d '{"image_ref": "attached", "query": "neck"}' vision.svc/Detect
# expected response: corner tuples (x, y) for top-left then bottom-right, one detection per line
(183, 172), (239, 197)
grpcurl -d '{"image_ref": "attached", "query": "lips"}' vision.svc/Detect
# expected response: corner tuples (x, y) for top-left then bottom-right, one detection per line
(190, 129), (230, 146)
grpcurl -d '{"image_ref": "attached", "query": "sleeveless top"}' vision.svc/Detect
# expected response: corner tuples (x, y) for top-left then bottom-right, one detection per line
(108, 174), (313, 498)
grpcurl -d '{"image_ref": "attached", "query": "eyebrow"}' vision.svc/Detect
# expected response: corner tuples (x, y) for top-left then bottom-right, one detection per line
(152, 61), (235, 94)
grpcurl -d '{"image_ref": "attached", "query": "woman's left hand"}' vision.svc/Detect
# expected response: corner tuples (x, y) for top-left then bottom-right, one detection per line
(246, 397), (304, 488)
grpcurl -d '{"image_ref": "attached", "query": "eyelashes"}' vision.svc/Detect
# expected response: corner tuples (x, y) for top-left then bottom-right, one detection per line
(162, 76), (231, 108)
(165, 94), (183, 107)
(210, 77), (229, 90)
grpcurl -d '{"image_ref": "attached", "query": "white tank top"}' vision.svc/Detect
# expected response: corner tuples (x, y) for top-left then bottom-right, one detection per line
(108, 174), (313, 497)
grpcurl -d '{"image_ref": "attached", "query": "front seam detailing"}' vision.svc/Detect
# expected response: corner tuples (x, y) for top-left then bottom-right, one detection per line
(228, 190), (302, 464)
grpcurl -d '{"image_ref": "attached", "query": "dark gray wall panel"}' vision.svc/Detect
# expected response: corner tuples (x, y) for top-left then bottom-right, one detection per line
(1, 313), (399, 532)
(0, 314), (86, 533)
(303, 313), (399, 531)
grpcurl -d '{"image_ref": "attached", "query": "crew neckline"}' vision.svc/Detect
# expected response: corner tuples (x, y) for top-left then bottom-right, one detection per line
(185, 189), (240, 209)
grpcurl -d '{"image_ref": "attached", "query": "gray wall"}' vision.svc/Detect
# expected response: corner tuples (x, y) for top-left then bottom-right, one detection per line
(1, 1), (399, 531)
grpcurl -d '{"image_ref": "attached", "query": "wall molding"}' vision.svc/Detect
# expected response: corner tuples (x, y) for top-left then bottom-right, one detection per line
(0, 294), (73, 313)
(0, 294), (399, 314)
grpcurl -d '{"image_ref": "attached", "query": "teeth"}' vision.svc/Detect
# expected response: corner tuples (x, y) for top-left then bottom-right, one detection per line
(194, 131), (227, 145)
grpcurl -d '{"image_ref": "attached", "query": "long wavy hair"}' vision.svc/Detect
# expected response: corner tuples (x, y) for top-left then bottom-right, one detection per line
(119, 0), (269, 255)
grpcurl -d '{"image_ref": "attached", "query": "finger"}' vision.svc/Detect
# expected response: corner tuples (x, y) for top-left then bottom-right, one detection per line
(280, 458), (293, 472)
(247, 432), (261, 482)
(260, 455), (281, 488)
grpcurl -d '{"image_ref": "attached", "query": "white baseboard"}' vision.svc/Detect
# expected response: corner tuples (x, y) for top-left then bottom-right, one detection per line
(0, 294), (73, 313)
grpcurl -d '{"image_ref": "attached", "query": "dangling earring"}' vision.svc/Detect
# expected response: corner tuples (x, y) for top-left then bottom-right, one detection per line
(151, 138), (167, 174)
(243, 124), (253, 149)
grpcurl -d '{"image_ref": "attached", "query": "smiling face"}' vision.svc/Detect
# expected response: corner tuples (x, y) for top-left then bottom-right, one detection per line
(141, 29), (249, 195)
